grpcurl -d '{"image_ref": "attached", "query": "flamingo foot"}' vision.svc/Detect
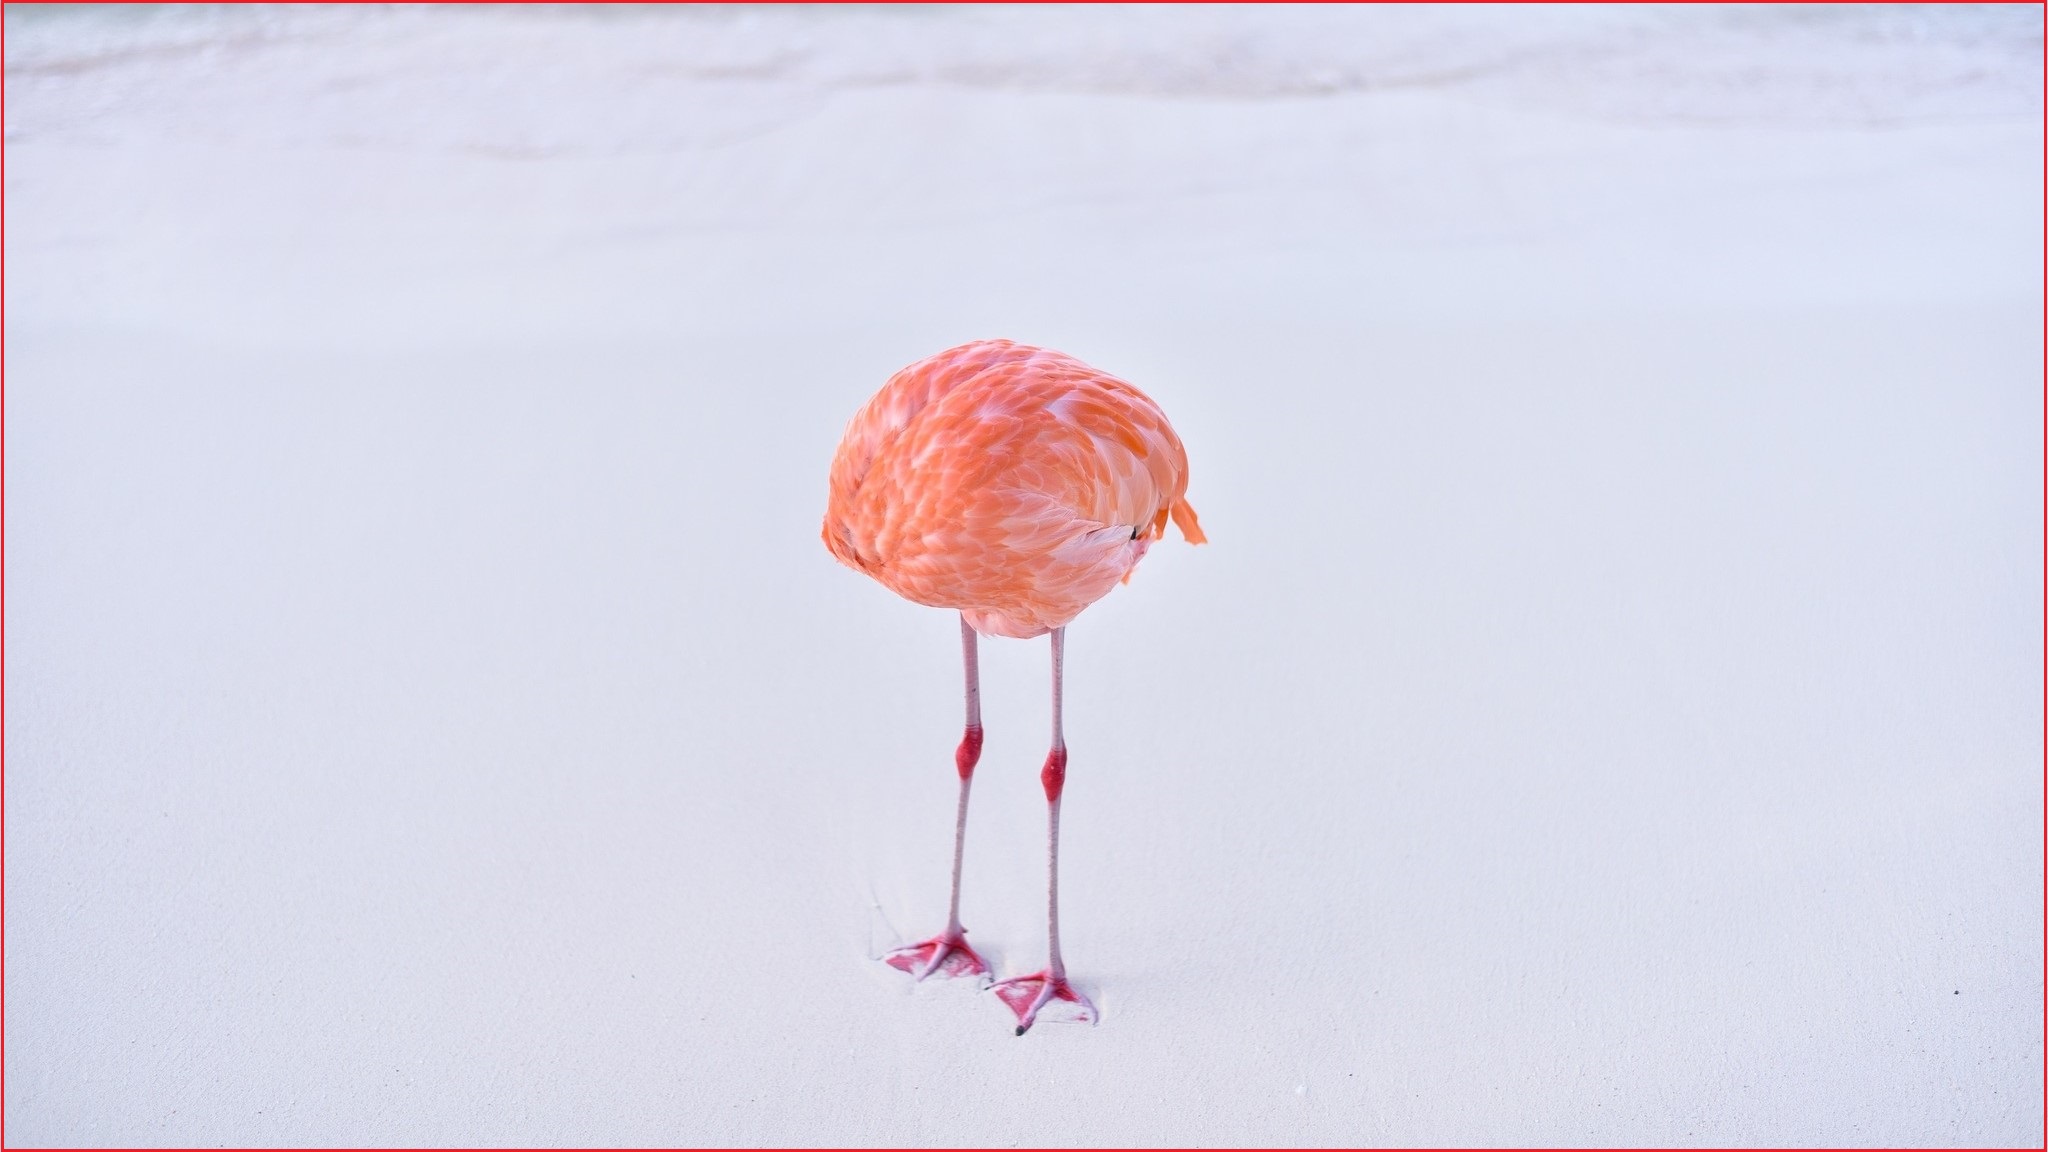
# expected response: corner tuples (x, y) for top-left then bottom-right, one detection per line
(883, 932), (988, 982)
(991, 970), (1097, 1034)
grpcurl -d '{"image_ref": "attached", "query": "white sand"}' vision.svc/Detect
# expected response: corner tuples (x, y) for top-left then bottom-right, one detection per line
(5, 4), (2042, 1146)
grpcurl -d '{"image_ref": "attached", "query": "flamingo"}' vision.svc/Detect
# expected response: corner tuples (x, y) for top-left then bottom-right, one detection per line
(822, 340), (1204, 1034)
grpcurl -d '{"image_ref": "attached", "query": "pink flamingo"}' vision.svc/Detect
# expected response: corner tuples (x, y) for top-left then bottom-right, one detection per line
(823, 340), (1204, 1034)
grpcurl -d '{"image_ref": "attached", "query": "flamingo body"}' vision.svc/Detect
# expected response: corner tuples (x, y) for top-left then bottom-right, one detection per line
(824, 340), (1201, 1033)
(823, 340), (1203, 638)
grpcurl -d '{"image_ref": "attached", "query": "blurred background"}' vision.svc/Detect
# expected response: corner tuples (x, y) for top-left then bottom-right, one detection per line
(5, 4), (2042, 1145)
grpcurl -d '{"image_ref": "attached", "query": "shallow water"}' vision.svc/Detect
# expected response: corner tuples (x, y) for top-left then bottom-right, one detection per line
(7, 3), (2042, 145)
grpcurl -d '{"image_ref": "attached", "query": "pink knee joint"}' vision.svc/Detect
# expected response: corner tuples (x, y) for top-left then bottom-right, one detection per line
(956, 726), (984, 779)
(1040, 747), (1067, 802)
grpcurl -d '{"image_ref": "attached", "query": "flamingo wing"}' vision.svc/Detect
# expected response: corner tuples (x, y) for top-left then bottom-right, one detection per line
(825, 341), (1201, 637)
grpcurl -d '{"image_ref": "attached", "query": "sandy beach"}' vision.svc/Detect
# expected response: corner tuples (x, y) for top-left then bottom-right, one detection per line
(5, 4), (2042, 1145)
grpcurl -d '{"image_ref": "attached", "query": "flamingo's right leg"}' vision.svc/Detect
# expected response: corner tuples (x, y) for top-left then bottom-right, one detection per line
(990, 626), (1097, 1032)
(883, 614), (989, 982)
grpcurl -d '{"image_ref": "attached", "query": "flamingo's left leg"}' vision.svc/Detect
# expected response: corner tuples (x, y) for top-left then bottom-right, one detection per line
(884, 614), (990, 982)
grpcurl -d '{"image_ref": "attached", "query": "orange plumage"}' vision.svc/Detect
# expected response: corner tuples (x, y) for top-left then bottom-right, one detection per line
(823, 340), (1204, 637)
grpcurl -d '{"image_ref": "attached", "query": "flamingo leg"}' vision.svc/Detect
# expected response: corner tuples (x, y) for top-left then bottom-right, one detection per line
(884, 614), (989, 982)
(991, 626), (1098, 1033)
